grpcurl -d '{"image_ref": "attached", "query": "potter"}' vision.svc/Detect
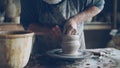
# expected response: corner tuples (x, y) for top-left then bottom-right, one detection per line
(20, 0), (104, 55)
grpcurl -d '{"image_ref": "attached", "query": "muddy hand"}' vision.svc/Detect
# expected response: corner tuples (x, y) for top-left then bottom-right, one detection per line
(63, 19), (77, 35)
(51, 25), (62, 40)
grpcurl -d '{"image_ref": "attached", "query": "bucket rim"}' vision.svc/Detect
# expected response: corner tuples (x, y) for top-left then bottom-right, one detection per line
(0, 30), (34, 38)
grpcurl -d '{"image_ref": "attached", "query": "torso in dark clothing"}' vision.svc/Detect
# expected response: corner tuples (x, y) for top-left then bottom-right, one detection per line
(20, 0), (105, 28)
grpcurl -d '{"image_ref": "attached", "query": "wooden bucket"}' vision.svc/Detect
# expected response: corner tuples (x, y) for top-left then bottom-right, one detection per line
(0, 23), (24, 31)
(0, 31), (34, 68)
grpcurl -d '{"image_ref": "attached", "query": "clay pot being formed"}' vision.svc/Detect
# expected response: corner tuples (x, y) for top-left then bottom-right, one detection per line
(61, 35), (80, 55)
(0, 31), (34, 68)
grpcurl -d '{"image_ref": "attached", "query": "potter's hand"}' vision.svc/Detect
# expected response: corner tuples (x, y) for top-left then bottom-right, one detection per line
(51, 25), (62, 40)
(63, 18), (77, 35)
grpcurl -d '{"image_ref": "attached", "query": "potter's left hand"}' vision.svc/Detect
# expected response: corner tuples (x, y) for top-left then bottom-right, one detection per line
(51, 25), (62, 40)
(63, 17), (78, 35)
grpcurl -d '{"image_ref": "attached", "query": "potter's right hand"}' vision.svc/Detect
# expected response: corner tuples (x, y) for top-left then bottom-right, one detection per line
(63, 18), (77, 35)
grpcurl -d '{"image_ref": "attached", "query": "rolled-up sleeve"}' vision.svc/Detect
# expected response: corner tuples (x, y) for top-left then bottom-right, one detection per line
(93, 0), (105, 10)
(84, 0), (105, 11)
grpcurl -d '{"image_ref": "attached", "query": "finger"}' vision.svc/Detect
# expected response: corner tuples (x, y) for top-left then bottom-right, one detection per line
(55, 25), (62, 34)
(52, 27), (56, 33)
(55, 25), (60, 30)
(66, 25), (73, 35)
(63, 25), (67, 34)
(68, 28), (75, 35)
(67, 25), (77, 35)
(52, 27), (57, 35)
(71, 29), (77, 35)
(52, 25), (62, 38)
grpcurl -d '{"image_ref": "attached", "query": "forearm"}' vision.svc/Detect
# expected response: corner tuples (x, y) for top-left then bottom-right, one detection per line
(28, 23), (51, 33)
(72, 6), (102, 24)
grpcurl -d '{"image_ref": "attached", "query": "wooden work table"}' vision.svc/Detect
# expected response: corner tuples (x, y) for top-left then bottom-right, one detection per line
(25, 48), (120, 68)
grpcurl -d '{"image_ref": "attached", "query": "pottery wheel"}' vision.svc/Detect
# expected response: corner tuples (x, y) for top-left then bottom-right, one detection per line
(47, 49), (92, 60)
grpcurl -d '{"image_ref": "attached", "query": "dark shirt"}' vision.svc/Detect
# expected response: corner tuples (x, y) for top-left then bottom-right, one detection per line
(20, 0), (105, 29)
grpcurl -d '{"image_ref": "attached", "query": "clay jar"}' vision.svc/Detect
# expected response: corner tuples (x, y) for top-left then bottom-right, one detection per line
(61, 35), (80, 55)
